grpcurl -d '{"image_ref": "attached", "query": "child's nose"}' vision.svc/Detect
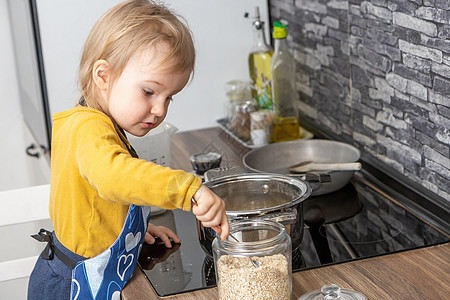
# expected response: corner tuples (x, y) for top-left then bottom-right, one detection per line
(150, 99), (166, 117)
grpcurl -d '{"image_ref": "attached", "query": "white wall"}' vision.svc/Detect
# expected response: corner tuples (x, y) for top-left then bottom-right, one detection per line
(0, 0), (31, 191)
(36, 0), (270, 131)
(1, 0), (270, 191)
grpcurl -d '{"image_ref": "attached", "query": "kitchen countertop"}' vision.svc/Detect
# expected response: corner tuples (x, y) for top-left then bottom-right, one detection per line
(122, 127), (450, 299)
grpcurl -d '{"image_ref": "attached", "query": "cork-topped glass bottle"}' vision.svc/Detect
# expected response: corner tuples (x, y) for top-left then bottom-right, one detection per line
(271, 21), (300, 142)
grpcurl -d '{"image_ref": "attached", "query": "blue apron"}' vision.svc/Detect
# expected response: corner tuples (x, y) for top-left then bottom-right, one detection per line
(30, 121), (150, 299)
(70, 204), (151, 299)
(69, 121), (149, 298)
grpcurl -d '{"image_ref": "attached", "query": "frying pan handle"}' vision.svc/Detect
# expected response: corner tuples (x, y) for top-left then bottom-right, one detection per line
(301, 172), (332, 183)
(296, 172), (332, 193)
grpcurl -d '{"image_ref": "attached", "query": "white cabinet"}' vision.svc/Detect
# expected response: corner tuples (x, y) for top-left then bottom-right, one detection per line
(0, 184), (52, 300)
(0, 219), (53, 300)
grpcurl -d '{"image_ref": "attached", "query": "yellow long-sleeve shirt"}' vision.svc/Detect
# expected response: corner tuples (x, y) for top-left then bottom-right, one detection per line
(50, 107), (201, 258)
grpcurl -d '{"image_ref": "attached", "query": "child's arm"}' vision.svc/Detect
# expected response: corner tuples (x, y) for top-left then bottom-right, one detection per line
(73, 114), (202, 211)
(192, 185), (230, 240)
(145, 223), (181, 248)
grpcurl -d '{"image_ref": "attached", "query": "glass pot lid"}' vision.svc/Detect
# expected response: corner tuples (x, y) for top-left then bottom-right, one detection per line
(299, 284), (367, 300)
(204, 173), (311, 216)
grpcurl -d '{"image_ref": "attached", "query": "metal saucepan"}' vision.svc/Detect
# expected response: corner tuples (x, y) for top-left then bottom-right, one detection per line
(198, 173), (311, 257)
(243, 139), (361, 196)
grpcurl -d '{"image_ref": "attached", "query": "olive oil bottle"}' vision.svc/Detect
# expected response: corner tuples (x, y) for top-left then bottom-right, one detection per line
(271, 21), (300, 142)
(248, 7), (273, 110)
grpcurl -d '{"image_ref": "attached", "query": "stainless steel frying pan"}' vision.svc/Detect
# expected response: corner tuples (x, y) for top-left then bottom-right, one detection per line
(242, 139), (361, 195)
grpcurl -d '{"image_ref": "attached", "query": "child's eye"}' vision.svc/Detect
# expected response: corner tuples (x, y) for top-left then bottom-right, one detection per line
(143, 89), (154, 96)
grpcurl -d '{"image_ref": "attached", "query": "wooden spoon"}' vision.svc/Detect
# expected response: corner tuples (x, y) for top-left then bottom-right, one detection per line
(289, 160), (362, 173)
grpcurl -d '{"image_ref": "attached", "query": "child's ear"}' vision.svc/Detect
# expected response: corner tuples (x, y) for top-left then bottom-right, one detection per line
(92, 60), (110, 90)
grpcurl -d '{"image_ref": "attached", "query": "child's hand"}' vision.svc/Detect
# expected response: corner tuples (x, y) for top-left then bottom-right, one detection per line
(192, 185), (229, 240)
(145, 223), (180, 248)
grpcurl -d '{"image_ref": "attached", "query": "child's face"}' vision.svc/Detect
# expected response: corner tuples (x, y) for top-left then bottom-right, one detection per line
(103, 44), (190, 137)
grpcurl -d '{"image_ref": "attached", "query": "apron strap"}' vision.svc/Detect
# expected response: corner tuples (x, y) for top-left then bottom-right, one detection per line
(114, 124), (139, 158)
(31, 229), (78, 269)
(78, 96), (138, 159)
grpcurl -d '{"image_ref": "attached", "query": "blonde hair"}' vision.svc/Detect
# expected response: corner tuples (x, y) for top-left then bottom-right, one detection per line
(78, 0), (196, 109)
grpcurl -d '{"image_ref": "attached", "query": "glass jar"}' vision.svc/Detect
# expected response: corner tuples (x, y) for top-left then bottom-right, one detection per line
(225, 80), (256, 141)
(212, 219), (292, 300)
(250, 111), (268, 147)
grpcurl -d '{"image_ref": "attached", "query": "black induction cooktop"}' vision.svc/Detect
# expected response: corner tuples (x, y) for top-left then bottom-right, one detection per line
(138, 166), (449, 297)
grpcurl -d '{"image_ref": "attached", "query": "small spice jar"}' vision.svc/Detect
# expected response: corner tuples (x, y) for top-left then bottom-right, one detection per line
(212, 219), (292, 300)
(190, 152), (222, 175)
(225, 80), (256, 141)
(250, 111), (268, 147)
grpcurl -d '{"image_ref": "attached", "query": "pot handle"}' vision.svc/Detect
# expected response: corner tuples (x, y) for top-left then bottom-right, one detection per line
(260, 208), (298, 225)
(204, 166), (247, 182)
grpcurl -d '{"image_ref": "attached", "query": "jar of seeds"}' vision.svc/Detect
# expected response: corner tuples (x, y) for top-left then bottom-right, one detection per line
(212, 219), (292, 300)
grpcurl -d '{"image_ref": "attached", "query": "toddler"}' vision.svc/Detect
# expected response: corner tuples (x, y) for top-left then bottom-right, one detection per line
(28, 1), (229, 299)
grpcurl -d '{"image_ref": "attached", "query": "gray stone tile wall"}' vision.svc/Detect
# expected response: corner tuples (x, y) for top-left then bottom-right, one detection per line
(269, 0), (450, 201)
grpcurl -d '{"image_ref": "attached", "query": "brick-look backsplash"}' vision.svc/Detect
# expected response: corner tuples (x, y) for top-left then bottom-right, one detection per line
(269, 0), (450, 201)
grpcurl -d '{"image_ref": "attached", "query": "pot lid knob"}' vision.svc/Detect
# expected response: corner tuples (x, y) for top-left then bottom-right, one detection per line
(321, 284), (342, 299)
(298, 284), (367, 300)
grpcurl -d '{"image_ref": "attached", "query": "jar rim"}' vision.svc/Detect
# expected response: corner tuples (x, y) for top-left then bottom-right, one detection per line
(218, 218), (287, 250)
